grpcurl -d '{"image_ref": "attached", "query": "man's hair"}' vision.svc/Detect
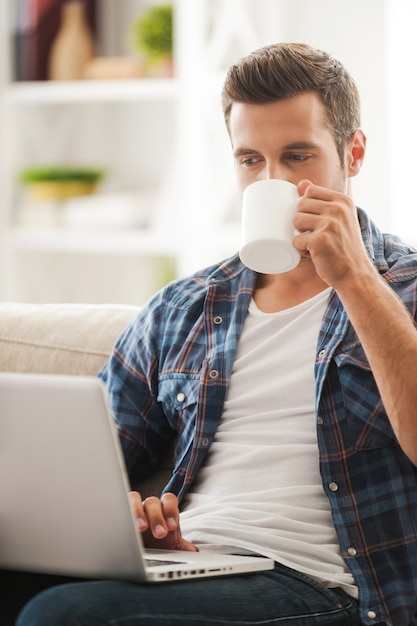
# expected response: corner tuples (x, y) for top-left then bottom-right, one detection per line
(222, 43), (361, 162)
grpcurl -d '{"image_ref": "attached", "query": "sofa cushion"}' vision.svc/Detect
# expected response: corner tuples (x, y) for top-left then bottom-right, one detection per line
(0, 303), (138, 376)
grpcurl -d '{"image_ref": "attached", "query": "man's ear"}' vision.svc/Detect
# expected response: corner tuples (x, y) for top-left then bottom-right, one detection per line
(345, 129), (367, 177)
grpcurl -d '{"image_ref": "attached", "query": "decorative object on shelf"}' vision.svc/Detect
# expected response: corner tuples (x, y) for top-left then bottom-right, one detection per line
(129, 4), (173, 78)
(48, 0), (96, 80)
(19, 166), (105, 201)
(14, 0), (60, 81)
(14, 0), (97, 81)
(83, 56), (145, 80)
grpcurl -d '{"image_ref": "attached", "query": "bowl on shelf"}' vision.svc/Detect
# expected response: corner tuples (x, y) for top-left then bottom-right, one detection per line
(19, 166), (105, 202)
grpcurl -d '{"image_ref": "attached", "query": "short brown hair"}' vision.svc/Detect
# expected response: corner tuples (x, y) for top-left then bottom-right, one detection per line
(222, 43), (361, 162)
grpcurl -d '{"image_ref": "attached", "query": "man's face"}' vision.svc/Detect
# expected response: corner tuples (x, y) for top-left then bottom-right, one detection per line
(229, 92), (350, 194)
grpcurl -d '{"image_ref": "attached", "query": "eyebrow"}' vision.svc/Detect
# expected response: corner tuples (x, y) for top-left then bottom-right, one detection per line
(233, 141), (318, 158)
(282, 141), (318, 150)
(233, 148), (259, 158)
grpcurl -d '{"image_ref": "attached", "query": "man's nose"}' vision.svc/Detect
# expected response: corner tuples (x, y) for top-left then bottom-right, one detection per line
(263, 162), (287, 181)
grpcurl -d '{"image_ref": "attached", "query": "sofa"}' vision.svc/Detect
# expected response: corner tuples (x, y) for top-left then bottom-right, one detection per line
(0, 301), (172, 496)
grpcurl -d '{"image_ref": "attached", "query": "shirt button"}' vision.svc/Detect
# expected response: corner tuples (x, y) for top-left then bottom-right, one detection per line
(329, 482), (339, 492)
(347, 547), (357, 557)
(201, 437), (209, 447)
(317, 415), (324, 426)
(176, 392), (186, 403)
(213, 316), (223, 324)
(367, 610), (377, 620)
(209, 369), (219, 379)
(318, 349), (326, 358)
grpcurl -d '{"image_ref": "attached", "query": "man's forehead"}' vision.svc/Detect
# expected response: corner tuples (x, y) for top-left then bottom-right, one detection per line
(229, 95), (332, 145)
(229, 93), (327, 122)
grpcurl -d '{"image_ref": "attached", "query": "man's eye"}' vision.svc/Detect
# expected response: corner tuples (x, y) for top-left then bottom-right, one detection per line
(241, 157), (261, 166)
(286, 153), (310, 161)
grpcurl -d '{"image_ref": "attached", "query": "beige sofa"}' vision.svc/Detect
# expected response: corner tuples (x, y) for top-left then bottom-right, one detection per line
(0, 301), (172, 496)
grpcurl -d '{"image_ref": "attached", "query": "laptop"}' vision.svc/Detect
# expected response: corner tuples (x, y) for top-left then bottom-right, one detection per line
(0, 372), (274, 582)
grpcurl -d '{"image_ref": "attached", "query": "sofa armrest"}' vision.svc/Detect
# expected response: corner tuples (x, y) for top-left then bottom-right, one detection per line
(0, 302), (137, 376)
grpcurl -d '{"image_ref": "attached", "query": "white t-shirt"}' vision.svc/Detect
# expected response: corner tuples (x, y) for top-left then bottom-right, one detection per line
(180, 288), (358, 598)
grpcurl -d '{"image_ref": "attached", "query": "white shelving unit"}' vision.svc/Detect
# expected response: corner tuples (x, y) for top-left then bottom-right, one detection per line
(2, 0), (272, 305)
(3, 78), (177, 103)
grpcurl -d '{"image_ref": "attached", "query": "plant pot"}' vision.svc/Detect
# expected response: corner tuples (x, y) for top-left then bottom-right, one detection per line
(27, 180), (99, 202)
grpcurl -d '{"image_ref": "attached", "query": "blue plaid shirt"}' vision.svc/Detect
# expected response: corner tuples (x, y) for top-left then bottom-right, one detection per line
(100, 209), (417, 626)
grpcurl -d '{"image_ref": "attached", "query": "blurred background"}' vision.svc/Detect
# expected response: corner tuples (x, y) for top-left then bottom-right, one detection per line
(0, 0), (414, 305)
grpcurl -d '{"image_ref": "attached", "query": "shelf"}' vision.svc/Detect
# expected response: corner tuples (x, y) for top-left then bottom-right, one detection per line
(4, 79), (179, 105)
(10, 227), (180, 257)
(0, 0), (245, 302)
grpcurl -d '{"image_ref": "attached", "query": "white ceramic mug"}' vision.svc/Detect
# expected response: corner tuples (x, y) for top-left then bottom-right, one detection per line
(239, 179), (301, 274)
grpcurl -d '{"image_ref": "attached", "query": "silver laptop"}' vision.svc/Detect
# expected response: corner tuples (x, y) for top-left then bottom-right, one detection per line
(0, 372), (274, 582)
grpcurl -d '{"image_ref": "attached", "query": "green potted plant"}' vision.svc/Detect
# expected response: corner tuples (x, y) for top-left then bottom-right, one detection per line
(129, 4), (173, 77)
(19, 166), (105, 201)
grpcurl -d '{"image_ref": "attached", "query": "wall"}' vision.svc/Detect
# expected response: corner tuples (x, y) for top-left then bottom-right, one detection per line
(264, 0), (390, 231)
(386, 0), (417, 243)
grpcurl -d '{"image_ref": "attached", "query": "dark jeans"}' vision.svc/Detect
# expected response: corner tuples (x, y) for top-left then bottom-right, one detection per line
(1, 570), (85, 626)
(3, 563), (361, 626)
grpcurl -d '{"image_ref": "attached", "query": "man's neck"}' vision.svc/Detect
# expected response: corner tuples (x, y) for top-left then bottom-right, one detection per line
(253, 259), (329, 313)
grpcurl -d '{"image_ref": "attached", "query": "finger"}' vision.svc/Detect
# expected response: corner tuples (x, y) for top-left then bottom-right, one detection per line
(160, 493), (199, 553)
(142, 496), (170, 539)
(129, 491), (149, 531)
(299, 184), (354, 217)
(293, 230), (313, 256)
(160, 492), (180, 531)
(297, 178), (313, 196)
(293, 208), (322, 234)
(297, 195), (340, 223)
(177, 537), (200, 552)
(300, 182), (339, 202)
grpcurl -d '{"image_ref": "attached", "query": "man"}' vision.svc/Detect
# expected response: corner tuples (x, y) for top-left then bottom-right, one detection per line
(16, 43), (417, 626)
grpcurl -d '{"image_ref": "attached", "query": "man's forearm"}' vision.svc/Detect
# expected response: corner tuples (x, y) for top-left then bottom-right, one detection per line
(336, 268), (417, 465)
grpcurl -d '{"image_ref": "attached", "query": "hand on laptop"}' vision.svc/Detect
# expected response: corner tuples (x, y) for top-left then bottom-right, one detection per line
(129, 491), (199, 552)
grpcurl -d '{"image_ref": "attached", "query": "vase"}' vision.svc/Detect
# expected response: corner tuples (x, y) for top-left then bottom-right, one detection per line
(48, 1), (95, 80)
